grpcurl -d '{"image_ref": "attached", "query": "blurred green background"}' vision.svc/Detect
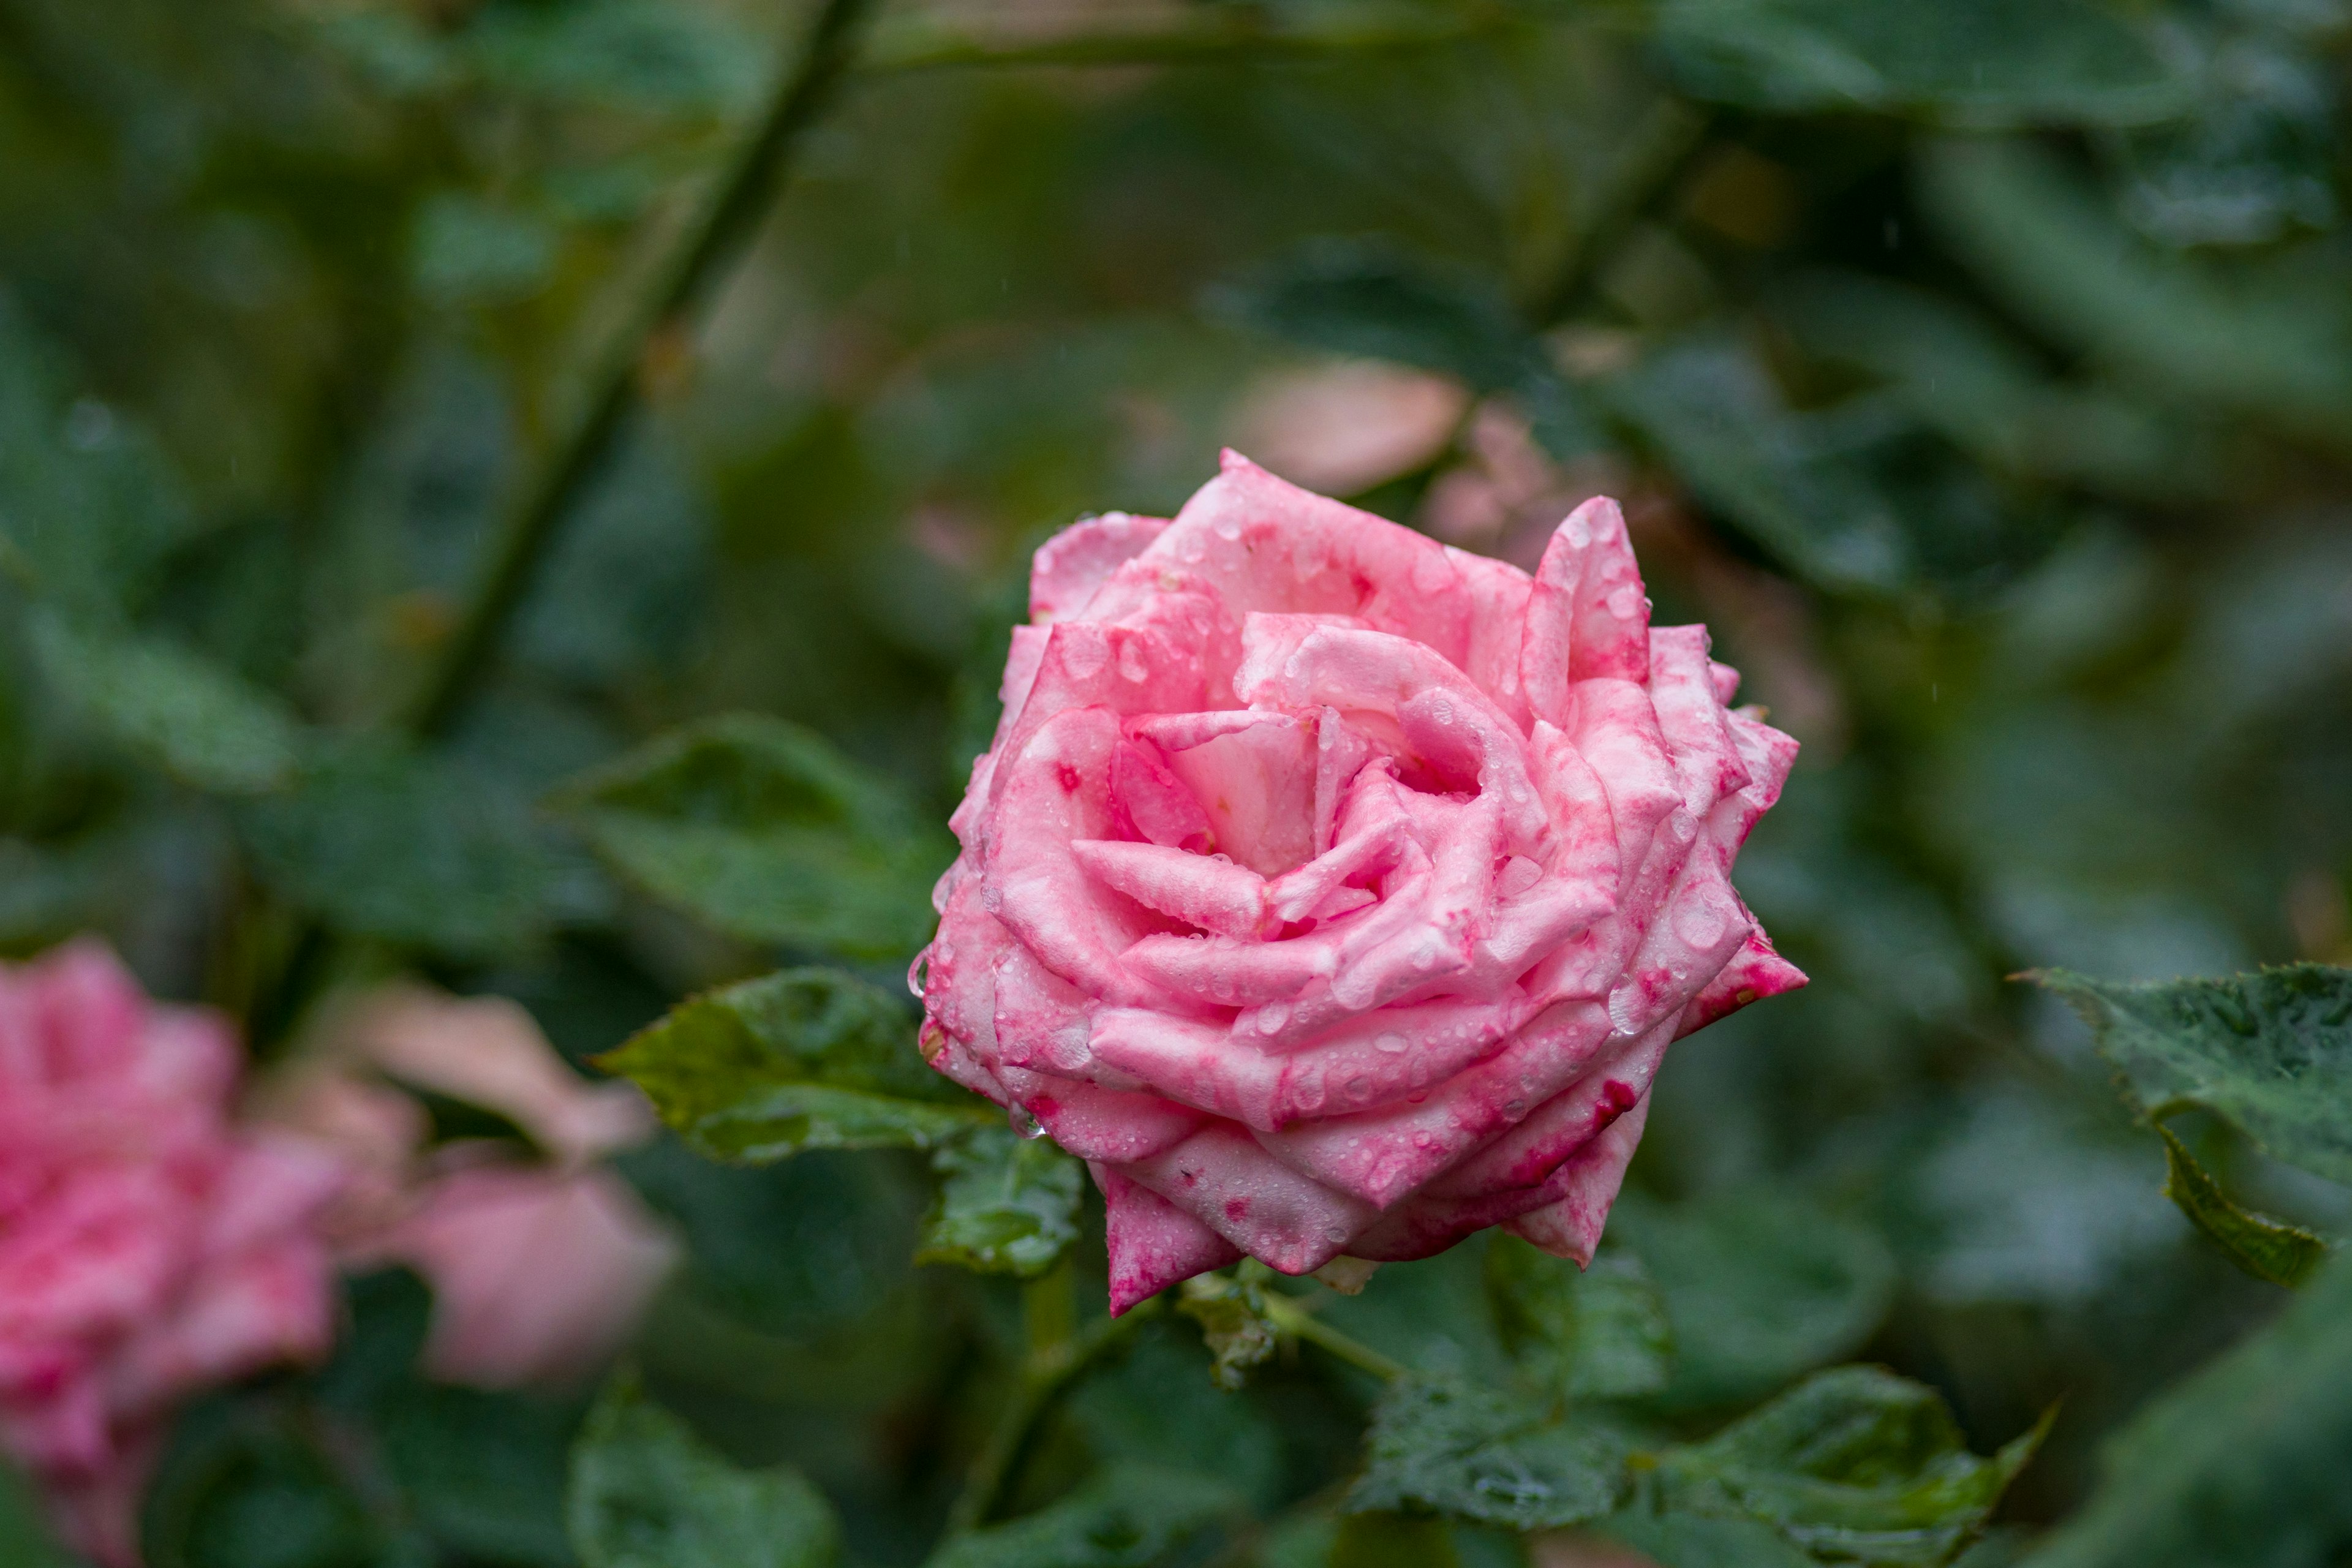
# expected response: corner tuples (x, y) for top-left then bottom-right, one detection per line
(2, 0), (2350, 1563)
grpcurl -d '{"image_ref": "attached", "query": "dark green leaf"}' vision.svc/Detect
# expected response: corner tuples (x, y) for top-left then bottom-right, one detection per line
(1598, 1511), (1817, 1568)
(2019, 1250), (2352, 1568)
(1329, 1512), (1460, 1568)
(2152, 1123), (2330, 1288)
(1917, 138), (2352, 445)
(1610, 1193), (1897, 1412)
(30, 611), (302, 794)
(1656, 1366), (2045, 1567)
(1487, 1235), (1672, 1402)
(461, 0), (761, 115)
(927, 1465), (1237, 1568)
(0, 1463), (74, 1568)
(1597, 337), (1915, 593)
(2027, 964), (2352, 1184)
(238, 743), (573, 958)
(1348, 1379), (1629, 1531)
(1212, 240), (1596, 460)
(379, 1384), (579, 1567)
(141, 1395), (422, 1568)
(553, 714), (951, 960)
(601, 967), (987, 1163)
(1651, 0), (2188, 126)
(916, 1122), (1083, 1278)
(2108, 31), (2338, 248)
(568, 1373), (839, 1568)
(1175, 1271), (1282, 1392)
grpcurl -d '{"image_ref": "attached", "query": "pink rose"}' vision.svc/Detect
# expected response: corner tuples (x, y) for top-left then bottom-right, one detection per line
(0, 940), (345, 1567)
(269, 984), (676, 1390)
(918, 453), (1803, 1313)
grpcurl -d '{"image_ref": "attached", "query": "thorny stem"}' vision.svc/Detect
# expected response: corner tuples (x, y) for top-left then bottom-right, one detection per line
(403, 0), (877, 739)
(860, 4), (1514, 74)
(944, 1268), (1159, 1536)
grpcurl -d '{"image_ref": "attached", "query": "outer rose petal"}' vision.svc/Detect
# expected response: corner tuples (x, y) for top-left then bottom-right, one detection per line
(922, 459), (1801, 1310)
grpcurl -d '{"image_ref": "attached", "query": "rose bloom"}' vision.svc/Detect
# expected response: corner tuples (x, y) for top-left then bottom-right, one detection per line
(0, 940), (345, 1567)
(919, 453), (1803, 1313)
(265, 985), (677, 1391)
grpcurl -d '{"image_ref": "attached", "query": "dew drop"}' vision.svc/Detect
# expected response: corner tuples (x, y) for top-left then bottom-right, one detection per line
(1344, 1074), (1373, 1099)
(907, 945), (933, 998)
(1324, 1224), (1349, 1243)
(1374, 1031), (1409, 1055)
(1214, 518), (1243, 541)
(1009, 1106), (1047, 1140)
(1117, 641), (1149, 685)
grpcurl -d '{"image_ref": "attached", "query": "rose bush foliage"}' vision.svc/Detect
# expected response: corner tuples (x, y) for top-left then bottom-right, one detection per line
(919, 454), (1803, 1310)
(0, 942), (347, 1566)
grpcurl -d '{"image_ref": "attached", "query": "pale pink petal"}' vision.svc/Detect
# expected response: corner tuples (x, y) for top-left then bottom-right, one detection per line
(1031, 512), (1170, 625)
(1096, 1166), (1240, 1316)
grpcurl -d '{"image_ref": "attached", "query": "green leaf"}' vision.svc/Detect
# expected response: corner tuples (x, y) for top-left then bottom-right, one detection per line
(568, 1373), (840, 1568)
(461, 0), (761, 115)
(0, 298), (192, 617)
(1597, 1511), (1818, 1568)
(1597, 336), (1915, 594)
(1175, 1271), (1283, 1392)
(0, 1462), (74, 1568)
(2027, 964), (2352, 1185)
(925, 1464), (1237, 1568)
(2019, 1250), (2352, 1568)
(1329, 1512), (1460, 1568)
(410, 191), (560, 307)
(1650, 0), (2188, 127)
(1348, 1379), (1629, 1531)
(141, 1395), (423, 1568)
(916, 1122), (1083, 1278)
(29, 611), (302, 794)
(2152, 1123), (2330, 1289)
(1211, 240), (1596, 460)
(601, 967), (986, 1163)
(1917, 138), (2352, 445)
(553, 714), (951, 961)
(1486, 1236), (1672, 1402)
(2108, 31), (2338, 249)
(237, 744), (573, 958)
(1656, 1366), (2045, 1567)
(1609, 1193), (1898, 1412)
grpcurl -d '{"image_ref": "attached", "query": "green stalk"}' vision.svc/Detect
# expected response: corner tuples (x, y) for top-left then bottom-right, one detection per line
(404, 0), (877, 738)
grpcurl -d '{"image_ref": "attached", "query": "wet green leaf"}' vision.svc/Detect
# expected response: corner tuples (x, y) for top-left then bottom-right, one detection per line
(553, 714), (951, 961)
(1486, 1236), (1672, 1402)
(1597, 336), (1915, 594)
(2151, 1123), (2329, 1288)
(1656, 1366), (2045, 1567)
(917, 1122), (1083, 1278)
(1651, 0), (2189, 126)
(2029, 965), (2352, 1185)
(925, 1465), (1237, 1568)
(568, 1373), (839, 1568)
(1610, 1193), (1898, 1412)
(2020, 1250), (2352, 1568)
(238, 743), (573, 958)
(1212, 240), (1596, 459)
(1349, 1379), (1629, 1531)
(29, 611), (302, 794)
(601, 967), (986, 1164)
(1175, 1271), (1283, 1392)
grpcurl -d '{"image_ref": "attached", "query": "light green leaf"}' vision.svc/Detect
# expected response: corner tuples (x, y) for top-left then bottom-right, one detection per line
(1917, 138), (2352, 445)
(1348, 1379), (1629, 1531)
(1656, 1366), (2045, 1567)
(601, 967), (987, 1164)
(2152, 1123), (2329, 1288)
(30, 611), (302, 794)
(1211, 240), (1596, 460)
(1487, 1236), (1672, 1402)
(1597, 1511), (1818, 1568)
(2019, 1250), (2352, 1568)
(925, 1465), (1237, 1568)
(2027, 964), (2352, 1185)
(410, 192), (560, 308)
(916, 1123), (1083, 1278)
(553, 714), (952, 961)
(1651, 0), (2188, 127)
(1610, 1192), (1898, 1412)
(237, 744), (572, 958)
(568, 1373), (839, 1568)
(1175, 1272), (1283, 1392)
(461, 0), (761, 115)
(1597, 336), (1915, 594)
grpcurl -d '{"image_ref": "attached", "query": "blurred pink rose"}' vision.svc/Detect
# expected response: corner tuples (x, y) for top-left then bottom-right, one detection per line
(919, 453), (1803, 1313)
(1230, 360), (1470, 497)
(0, 940), (345, 1567)
(270, 985), (676, 1391)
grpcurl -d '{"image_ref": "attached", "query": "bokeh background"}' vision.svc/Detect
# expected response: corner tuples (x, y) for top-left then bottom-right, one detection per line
(2, 0), (2350, 1562)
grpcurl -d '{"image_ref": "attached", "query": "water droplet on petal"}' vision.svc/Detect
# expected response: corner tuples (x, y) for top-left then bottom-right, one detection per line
(1374, 1031), (1409, 1055)
(1009, 1106), (1047, 1140)
(907, 946), (933, 998)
